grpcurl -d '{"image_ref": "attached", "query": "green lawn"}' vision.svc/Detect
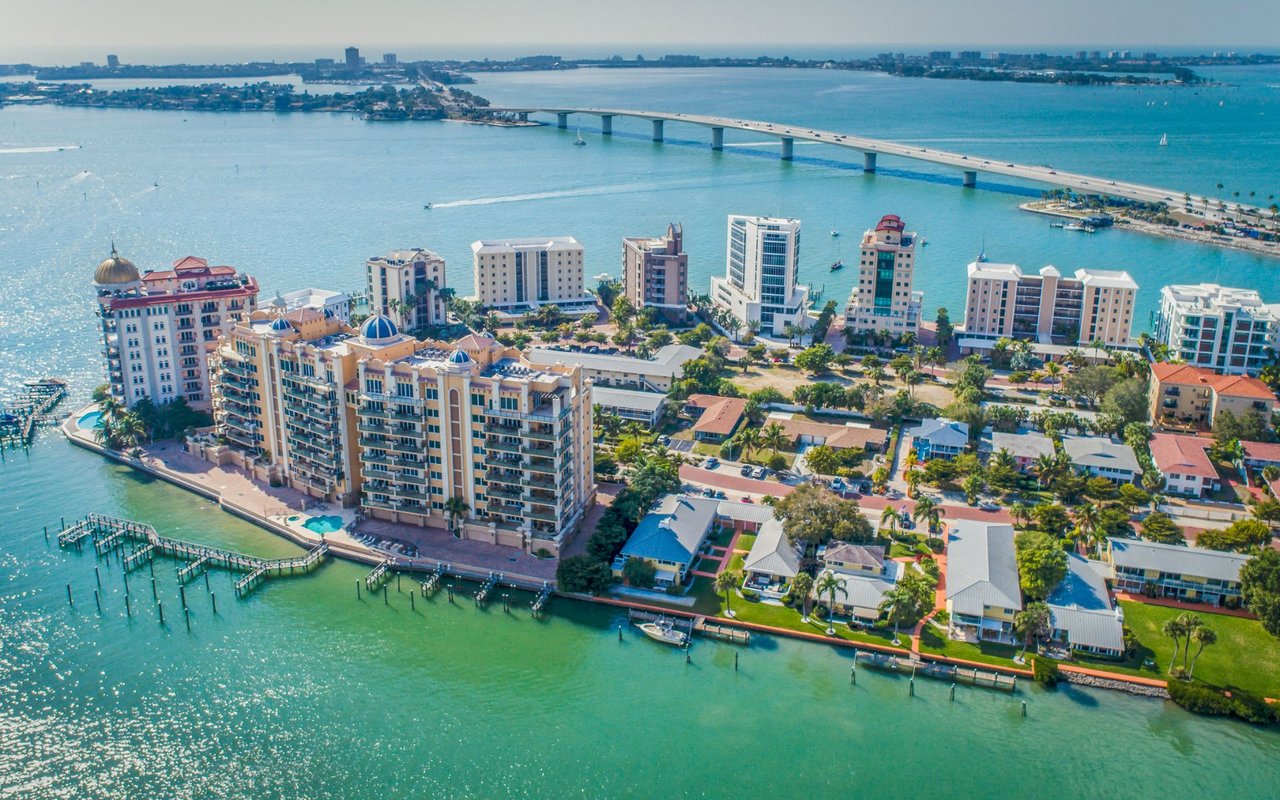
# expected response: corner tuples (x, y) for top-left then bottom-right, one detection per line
(917, 625), (1021, 668)
(1119, 600), (1280, 698)
(734, 533), (757, 552)
(726, 553), (745, 574)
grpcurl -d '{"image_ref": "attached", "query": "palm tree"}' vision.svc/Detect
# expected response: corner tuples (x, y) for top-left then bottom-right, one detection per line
(1072, 504), (1102, 554)
(1034, 453), (1058, 487)
(880, 505), (899, 539)
(1162, 615), (1187, 674)
(1187, 625), (1217, 679)
(737, 426), (760, 460)
(791, 571), (815, 622)
(913, 496), (940, 533)
(760, 422), (787, 457)
(1014, 601), (1052, 659)
(715, 569), (740, 618)
(1009, 501), (1030, 529)
(1178, 613), (1203, 672)
(116, 412), (147, 448)
(878, 584), (917, 639)
(1043, 361), (1064, 386)
(443, 496), (469, 538)
(815, 570), (848, 635)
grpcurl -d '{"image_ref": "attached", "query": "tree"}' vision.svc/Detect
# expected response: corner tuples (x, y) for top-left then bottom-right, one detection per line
(1195, 519), (1271, 553)
(791, 571), (815, 621)
(1072, 503), (1103, 554)
(1187, 625), (1217, 679)
(1015, 530), (1068, 600)
(443, 496), (470, 537)
(556, 555), (613, 594)
(1009, 501), (1030, 529)
(1064, 365), (1114, 407)
(622, 558), (657, 589)
(913, 497), (940, 533)
(1031, 503), (1072, 537)
(1101, 378), (1149, 424)
(880, 505), (900, 538)
(1162, 614), (1188, 675)
(1014, 601), (1052, 658)
(794, 343), (835, 373)
(715, 569), (740, 617)
(761, 421), (788, 456)
(1240, 550), (1280, 637)
(1177, 614), (1204, 673)
(934, 307), (954, 347)
(815, 570), (848, 634)
(614, 435), (646, 464)
(1140, 511), (1184, 544)
(773, 483), (874, 549)
(736, 426), (761, 460)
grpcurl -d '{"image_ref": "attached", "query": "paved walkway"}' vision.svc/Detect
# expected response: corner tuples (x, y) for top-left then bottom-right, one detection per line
(1113, 592), (1257, 619)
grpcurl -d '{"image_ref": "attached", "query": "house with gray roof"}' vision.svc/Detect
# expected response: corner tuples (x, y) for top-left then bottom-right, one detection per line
(613, 494), (719, 587)
(1106, 537), (1249, 607)
(945, 520), (1022, 644)
(812, 542), (902, 625)
(741, 518), (802, 595)
(985, 429), (1055, 472)
(592, 386), (668, 428)
(1047, 554), (1125, 657)
(1062, 435), (1140, 485)
(908, 418), (970, 461)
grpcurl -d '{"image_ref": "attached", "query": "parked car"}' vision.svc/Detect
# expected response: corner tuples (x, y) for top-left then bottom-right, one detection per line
(978, 501), (1001, 512)
(754, 467), (768, 479)
(702, 488), (716, 497)
(740, 496), (754, 503)
(705, 458), (720, 470)
(714, 490), (727, 499)
(658, 435), (671, 445)
(740, 464), (753, 476)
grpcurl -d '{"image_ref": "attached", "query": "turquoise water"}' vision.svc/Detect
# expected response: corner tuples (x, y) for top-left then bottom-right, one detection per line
(3, 65), (1280, 797)
(302, 514), (344, 534)
(76, 410), (102, 429)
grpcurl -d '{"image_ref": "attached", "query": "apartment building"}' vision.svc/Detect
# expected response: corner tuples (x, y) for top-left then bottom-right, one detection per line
(1154, 283), (1280, 376)
(94, 248), (258, 410)
(212, 315), (595, 555)
(844, 214), (923, 336)
(470, 236), (595, 316)
(962, 261), (1137, 347)
(622, 223), (688, 323)
(524, 343), (702, 392)
(279, 288), (351, 323)
(366, 249), (448, 331)
(710, 215), (810, 337)
(1148, 362), (1277, 430)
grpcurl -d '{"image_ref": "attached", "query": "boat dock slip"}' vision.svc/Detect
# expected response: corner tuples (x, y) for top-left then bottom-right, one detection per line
(853, 649), (1017, 692)
(0, 377), (67, 449)
(531, 582), (553, 617)
(364, 560), (393, 592)
(55, 513), (330, 599)
(692, 616), (751, 645)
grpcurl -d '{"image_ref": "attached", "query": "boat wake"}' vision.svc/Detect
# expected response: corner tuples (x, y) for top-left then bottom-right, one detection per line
(0, 145), (81, 154)
(434, 176), (733, 208)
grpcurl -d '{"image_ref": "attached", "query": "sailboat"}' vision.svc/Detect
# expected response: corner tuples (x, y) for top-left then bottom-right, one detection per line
(573, 128), (587, 146)
(1159, 133), (1168, 147)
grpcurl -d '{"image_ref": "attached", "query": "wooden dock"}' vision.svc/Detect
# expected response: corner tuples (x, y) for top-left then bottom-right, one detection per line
(55, 512), (331, 599)
(693, 616), (751, 645)
(853, 649), (1017, 692)
(0, 377), (67, 449)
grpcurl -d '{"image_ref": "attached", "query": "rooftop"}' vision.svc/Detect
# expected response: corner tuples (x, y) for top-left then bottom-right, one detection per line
(1151, 363), (1277, 401)
(471, 236), (582, 254)
(1047, 554), (1124, 652)
(620, 495), (720, 566)
(525, 343), (701, 379)
(1150, 433), (1219, 480)
(591, 386), (667, 412)
(741, 518), (801, 579)
(687, 394), (749, 437)
(1242, 440), (1280, 464)
(766, 413), (888, 450)
(946, 519), (1022, 618)
(1108, 537), (1249, 583)
(822, 542), (886, 571)
(986, 430), (1056, 461)
(908, 417), (970, 447)
(1162, 283), (1280, 317)
(1074, 268), (1138, 290)
(1062, 435), (1141, 474)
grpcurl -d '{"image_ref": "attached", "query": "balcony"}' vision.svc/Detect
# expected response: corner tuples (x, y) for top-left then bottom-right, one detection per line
(486, 470), (523, 488)
(358, 421), (390, 435)
(525, 427), (557, 442)
(484, 421), (522, 436)
(487, 484), (523, 500)
(525, 474), (556, 491)
(525, 459), (556, 475)
(485, 438), (522, 455)
(528, 507), (559, 523)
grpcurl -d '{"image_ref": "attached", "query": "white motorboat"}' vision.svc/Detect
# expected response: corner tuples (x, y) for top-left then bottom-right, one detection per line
(638, 620), (689, 646)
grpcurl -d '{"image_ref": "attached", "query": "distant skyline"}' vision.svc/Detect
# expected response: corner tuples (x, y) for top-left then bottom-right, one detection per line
(5, 0), (1279, 64)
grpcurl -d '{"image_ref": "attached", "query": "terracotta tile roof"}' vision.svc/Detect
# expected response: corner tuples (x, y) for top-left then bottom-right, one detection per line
(1242, 440), (1280, 463)
(454, 333), (497, 350)
(686, 394), (748, 436)
(1209, 374), (1277, 401)
(768, 415), (888, 450)
(1150, 433), (1219, 480)
(1152, 362), (1276, 402)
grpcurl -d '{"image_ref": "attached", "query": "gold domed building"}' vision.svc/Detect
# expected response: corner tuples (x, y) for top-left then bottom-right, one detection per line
(94, 244), (142, 287)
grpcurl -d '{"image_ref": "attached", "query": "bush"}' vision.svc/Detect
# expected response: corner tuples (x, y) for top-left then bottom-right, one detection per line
(533, 548), (553, 559)
(767, 453), (788, 471)
(1230, 690), (1279, 725)
(1033, 658), (1061, 687)
(622, 558), (657, 589)
(1166, 680), (1233, 716)
(925, 537), (944, 553)
(740, 587), (760, 601)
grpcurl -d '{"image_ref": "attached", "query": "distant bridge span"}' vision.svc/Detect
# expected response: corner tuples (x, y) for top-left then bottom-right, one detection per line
(488, 106), (1236, 211)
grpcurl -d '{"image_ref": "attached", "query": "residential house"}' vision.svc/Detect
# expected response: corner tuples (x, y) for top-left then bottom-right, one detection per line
(984, 429), (1056, 472)
(741, 518), (802, 595)
(1061, 435), (1140, 485)
(591, 386), (667, 428)
(813, 542), (903, 625)
(1241, 440), (1280, 477)
(766, 413), (889, 454)
(686, 394), (748, 443)
(613, 495), (720, 587)
(716, 500), (776, 533)
(945, 520), (1022, 644)
(908, 417), (970, 461)
(1149, 362), (1278, 430)
(1106, 537), (1249, 607)
(1046, 554), (1126, 658)
(1149, 433), (1220, 499)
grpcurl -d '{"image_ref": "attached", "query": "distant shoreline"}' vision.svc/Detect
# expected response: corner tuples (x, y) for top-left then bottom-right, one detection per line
(1021, 202), (1280, 259)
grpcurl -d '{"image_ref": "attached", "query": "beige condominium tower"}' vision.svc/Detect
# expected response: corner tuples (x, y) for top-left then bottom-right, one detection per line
(844, 214), (923, 338)
(470, 236), (596, 317)
(963, 261), (1138, 347)
(366, 248), (449, 332)
(622, 223), (689, 323)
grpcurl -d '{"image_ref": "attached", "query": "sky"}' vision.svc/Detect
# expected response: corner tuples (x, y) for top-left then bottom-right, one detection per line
(4, 0), (1278, 64)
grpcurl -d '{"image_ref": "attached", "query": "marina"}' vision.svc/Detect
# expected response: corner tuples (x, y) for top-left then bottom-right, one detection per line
(0, 377), (67, 449)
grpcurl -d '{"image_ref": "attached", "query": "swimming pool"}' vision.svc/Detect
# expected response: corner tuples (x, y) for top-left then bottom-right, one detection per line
(78, 411), (104, 429)
(302, 515), (344, 534)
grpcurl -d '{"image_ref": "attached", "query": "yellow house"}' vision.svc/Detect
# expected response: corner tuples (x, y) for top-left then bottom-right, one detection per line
(944, 520), (1022, 644)
(1106, 538), (1248, 607)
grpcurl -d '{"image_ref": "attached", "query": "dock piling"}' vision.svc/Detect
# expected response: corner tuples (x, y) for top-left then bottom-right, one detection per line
(950, 684), (956, 701)
(211, 593), (217, 614)
(66, 583), (73, 607)
(43, 525), (49, 544)
(396, 573), (401, 592)
(735, 652), (739, 671)
(1021, 701), (1027, 717)
(184, 606), (190, 630)
(909, 678), (915, 697)
(151, 577), (157, 599)
(357, 579), (361, 600)
(383, 585), (388, 605)
(410, 591), (415, 611)
(94, 589), (101, 613)
(94, 566), (101, 589)
(125, 593), (131, 617)
(179, 585), (187, 610)
(158, 602), (164, 625)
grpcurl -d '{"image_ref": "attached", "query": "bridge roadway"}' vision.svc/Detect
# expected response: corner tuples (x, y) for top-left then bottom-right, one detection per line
(489, 107), (1248, 213)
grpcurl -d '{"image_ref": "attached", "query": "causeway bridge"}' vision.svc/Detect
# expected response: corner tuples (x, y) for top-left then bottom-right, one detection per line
(489, 106), (1235, 211)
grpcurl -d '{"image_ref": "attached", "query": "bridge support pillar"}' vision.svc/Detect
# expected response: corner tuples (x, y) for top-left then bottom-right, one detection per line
(601, 115), (613, 136)
(711, 127), (724, 151)
(963, 170), (977, 188)
(652, 119), (664, 142)
(556, 112), (568, 129)
(780, 137), (794, 161)
(517, 112), (528, 122)
(863, 152), (877, 172)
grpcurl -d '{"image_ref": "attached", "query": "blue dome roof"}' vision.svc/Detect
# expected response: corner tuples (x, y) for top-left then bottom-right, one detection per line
(447, 349), (472, 364)
(323, 307), (335, 318)
(269, 317), (293, 332)
(361, 314), (399, 342)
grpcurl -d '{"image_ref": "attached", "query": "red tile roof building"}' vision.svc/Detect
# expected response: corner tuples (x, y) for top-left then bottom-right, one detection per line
(1149, 433), (1220, 498)
(1149, 362), (1278, 430)
(686, 394), (748, 442)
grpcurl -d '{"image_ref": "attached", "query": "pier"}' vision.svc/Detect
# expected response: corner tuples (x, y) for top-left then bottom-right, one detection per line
(54, 513), (331, 599)
(490, 106), (1258, 213)
(853, 649), (1017, 692)
(1, 378), (68, 449)
(627, 609), (750, 646)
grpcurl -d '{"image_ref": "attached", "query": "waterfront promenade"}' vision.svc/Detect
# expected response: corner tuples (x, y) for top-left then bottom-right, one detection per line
(489, 106), (1271, 218)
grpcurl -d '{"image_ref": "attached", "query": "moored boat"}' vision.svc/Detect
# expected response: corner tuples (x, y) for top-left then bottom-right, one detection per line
(638, 620), (689, 646)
